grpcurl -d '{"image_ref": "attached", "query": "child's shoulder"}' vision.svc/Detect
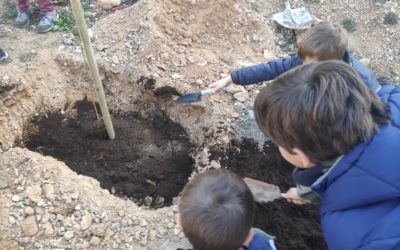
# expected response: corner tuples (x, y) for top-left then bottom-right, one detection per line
(246, 228), (277, 250)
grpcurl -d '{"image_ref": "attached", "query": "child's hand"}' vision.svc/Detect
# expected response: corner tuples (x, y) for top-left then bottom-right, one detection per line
(282, 187), (309, 205)
(208, 75), (233, 92)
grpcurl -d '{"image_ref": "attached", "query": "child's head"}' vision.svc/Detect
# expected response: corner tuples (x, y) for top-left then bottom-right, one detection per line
(178, 169), (254, 250)
(255, 61), (389, 166)
(297, 22), (348, 63)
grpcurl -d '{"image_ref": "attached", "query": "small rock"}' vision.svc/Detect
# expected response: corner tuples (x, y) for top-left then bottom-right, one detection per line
(210, 160), (221, 169)
(19, 237), (31, 246)
(43, 223), (54, 236)
(233, 91), (249, 102)
(149, 230), (157, 239)
(173, 228), (181, 236)
(263, 49), (275, 59)
(11, 195), (21, 202)
(144, 196), (152, 206)
(111, 223), (120, 231)
(88, 28), (94, 38)
(42, 184), (55, 198)
(158, 227), (167, 238)
(22, 215), (38, 236)
(25, 185), (42, 203)
(89, 236), (101, 245)
(248, 110), (255, 120)
(112, 55), (120, 64)
(24, 207), (35, 215)
(8, 216), (16, 224)
(90, 225), (107, 237)
(41, 213), (50, 223)
(360, 58), (371, 67)
(0, 180), (8, 189)
(77, 240), (90, 249)
(64, 231), (74, 240)
(140, 219), (148, 227)
(80, 214), (92, 230)
(171, 73), (182, 79)
(70, 191), (80, 199)
(153, 196), (164, 207)
(97, 0), (121, 10)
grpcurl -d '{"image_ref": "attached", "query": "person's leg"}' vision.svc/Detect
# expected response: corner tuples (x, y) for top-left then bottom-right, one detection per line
(37, 0), (54, 12)
(37, 0), (58, 33)
(15, 0), (31, 27)
(16, 0), (29, 12)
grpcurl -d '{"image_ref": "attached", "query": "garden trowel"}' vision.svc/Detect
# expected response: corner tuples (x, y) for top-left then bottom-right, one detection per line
(244, 177), (282, 203)
(177, 88), (215, 103)
(272, 0), (313, 30)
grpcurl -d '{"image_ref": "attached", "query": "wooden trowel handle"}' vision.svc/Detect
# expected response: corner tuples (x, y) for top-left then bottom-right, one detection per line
(244, 177), (282, 203)
(200, 88), (215, 96)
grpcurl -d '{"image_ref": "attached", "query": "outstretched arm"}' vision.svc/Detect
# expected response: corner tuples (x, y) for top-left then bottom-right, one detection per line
(230, 55), (303, 85)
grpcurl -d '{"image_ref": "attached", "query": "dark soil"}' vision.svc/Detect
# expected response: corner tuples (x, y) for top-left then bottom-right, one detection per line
(211, 139), (327, 250)
(23, 99), (194, 207)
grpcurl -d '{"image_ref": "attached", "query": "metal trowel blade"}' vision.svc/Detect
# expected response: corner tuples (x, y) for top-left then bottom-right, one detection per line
(244, 177), (282, 203)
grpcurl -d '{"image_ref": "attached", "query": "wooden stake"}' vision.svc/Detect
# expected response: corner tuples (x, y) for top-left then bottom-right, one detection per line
(70, 0), (116, 139)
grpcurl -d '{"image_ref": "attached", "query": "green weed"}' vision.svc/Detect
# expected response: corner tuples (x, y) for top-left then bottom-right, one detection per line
(389, 68), (398, 77)
(55, 10), (75, 32)
(82, 0), (91, 11)
(342, 17), (356, 32)
(2, 8), (18, 20)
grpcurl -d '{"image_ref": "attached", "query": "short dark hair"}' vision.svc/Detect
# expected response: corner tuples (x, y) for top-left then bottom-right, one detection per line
(255, 60), (389, 162)
(297, 22), (348, 61)
(179, 169), (254, 250)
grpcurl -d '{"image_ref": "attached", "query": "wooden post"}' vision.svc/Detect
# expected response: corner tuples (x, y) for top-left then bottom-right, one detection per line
(70, 0), (115, 139)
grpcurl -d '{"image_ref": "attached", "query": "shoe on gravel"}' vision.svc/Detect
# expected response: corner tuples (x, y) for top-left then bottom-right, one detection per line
(37, 10), (59, 33)
(16, 9), (32, 28)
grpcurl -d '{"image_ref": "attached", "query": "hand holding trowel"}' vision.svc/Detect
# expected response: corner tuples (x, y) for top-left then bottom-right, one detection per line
(177, 88), (215, 103)
(244, 177), (309, 205)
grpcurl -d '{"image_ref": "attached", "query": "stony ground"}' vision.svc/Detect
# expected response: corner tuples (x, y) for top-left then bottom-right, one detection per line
(0, 0), (399, 249)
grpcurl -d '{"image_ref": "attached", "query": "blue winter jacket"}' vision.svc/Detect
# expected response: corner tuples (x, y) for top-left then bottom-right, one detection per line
(231, 51), (381, 93)
(310, 85), (400, 249)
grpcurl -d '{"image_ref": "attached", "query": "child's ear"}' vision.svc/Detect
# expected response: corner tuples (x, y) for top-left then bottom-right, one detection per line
(176, 213), (182, 228)
(293, 148), (317, 168)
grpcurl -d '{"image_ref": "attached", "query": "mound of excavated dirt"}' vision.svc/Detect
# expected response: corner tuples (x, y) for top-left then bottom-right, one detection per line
(212, 139), (326, 250)
(23, 99), (194, 207)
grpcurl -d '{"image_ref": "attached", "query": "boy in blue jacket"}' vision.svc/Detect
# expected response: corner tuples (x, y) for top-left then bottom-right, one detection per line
(254, 60), (400, 249)
(209, 22), (381, 93)
(177, 169), (277, 250)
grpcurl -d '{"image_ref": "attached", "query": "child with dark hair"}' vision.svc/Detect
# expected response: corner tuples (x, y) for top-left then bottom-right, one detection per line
(209, 22), (381, 94)
(177, 169), (276, 250)
(254, 60), (400, 249)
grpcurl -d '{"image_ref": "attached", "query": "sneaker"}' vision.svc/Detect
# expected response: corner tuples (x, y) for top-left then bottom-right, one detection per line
(37, 10), (59, 33)
(16, 9), (31, 28)
(0, 48), (8, 62)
